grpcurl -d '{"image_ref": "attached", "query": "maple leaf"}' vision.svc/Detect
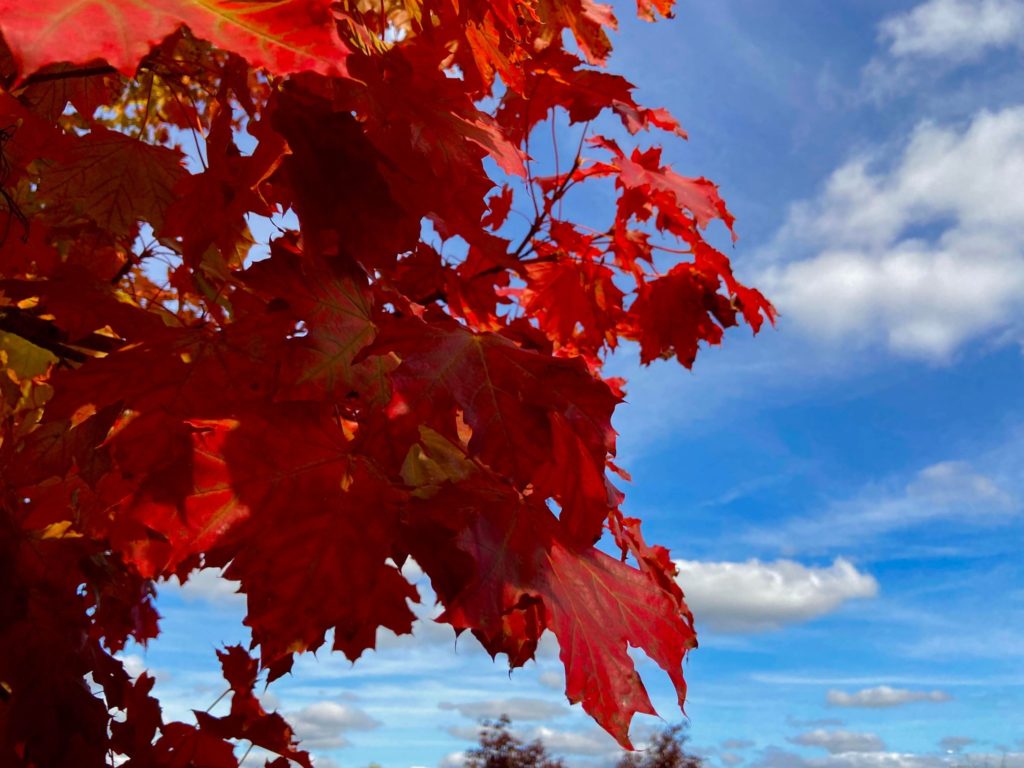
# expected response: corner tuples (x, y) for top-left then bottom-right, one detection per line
(586, 136), (736, 236)
(18, 62), (123, 122)
(372, 317), (619, 500)
(0, 0), (351, 78)
(161, 107), (287, 266)
(412, 480), (695, 748)
(242, 247), (391, 403)
(497, 49), (688, 145)
(206, 409), (419, 665)
(520, 259), (625, 351)
(37, 127), (185, 236)
(104, 416), (252, 577)
(628, 262), (739, 367)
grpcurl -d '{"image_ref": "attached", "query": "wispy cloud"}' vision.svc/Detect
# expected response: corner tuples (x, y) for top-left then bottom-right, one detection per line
(751, 747), (1024, 768)
(826, 686), (951, 708)
(287, 700), (380, 750)
(861, 0), (1024, 99)
(880, 0), (1024, 61)
(746, 459), (1018, 554)
(754, 672), (1024, 688)
(789, 729), (887, 755)
(439, 698), (568, 722)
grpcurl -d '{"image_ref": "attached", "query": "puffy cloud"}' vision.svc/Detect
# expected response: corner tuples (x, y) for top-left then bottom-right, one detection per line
(439, 698), (567, 721)
(789, 730), (886, 755)
(287, 701), (380, 749)
(113, 653), (170, 684)
(827, 686), (951, 708)
(439, 751), (467, 768)
(117, 654), (146, 680)
(528, 726), (618, 756)
(240, 747), (279, 766)
(758, 106), (1024, 361)
(879, 0), (1024, 61)
(175, 568), (244, 605)
(675, 558), (878, 632)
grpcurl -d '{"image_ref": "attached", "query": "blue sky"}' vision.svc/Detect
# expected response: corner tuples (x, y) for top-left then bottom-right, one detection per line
(126, 2), (1024, 766)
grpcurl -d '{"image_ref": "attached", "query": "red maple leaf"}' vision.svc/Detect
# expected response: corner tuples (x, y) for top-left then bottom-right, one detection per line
(0, 0), (351, 78)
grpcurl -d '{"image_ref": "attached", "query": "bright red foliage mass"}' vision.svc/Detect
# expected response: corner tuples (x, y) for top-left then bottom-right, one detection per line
(0, 1), (775, 765)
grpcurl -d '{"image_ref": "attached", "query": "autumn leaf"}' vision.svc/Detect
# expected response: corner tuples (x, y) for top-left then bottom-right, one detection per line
(415, 481), (694, 748)
(0, 0), (351, 78)
(373, 317), (619, 493)
(38, 127), (185, 236)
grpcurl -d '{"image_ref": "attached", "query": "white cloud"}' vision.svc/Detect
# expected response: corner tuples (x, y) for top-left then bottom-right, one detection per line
(117, 654), (146, 680)
(833, 753), (1021, 768)
(439, 751), (467, 768)
(788, 716), (846, 728)
(174, 568), (244, 605)
(758, 671), (1024, 687)
(880, 0), (1024, 61)
(827, 686), (951, 708)
(675, 558), (878, 632)
(439, 698), (567, 721)
(113, 653), (171, 684)
(527, 726), (618, 757)
(907, 461), (1014, 507)
(537, 670), (564, 690)
(240, 747), (278, 766)
(288, 701), (380, 750)
(447, 724), (487, 742)
(752, 748), (945, 768)
(759, 106), (1024, 361)
(749, 459), (1017, 553)
(789, 730), (887, 755)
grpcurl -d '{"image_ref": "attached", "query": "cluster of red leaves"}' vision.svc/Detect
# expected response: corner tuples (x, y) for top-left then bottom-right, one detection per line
(0, 1), (774, 766)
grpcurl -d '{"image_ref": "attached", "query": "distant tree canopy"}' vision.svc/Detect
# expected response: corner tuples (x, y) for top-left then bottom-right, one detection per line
(464, 717), (703, 768)
(616, 724), (703, 768)
(465, 717), (565, 768)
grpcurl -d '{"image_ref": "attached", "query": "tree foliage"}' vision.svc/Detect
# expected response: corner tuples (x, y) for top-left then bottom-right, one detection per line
(464, 718), (703, 768)
(466, 717), (566, 768)
(0, 1), (774, 766)
(616, 725), (703, 768)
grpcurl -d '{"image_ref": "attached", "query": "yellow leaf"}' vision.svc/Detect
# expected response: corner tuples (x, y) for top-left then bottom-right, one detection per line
(39, 521), (83, 540)
(0, 331), (57, 381)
